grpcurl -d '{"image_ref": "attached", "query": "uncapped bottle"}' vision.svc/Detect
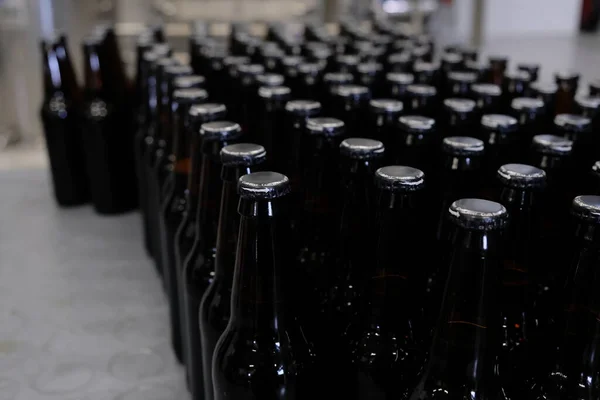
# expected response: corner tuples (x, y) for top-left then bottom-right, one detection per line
(199, 143), (267, 400)
(538, 195), (600, 400)
(212, 172), (319, 400)
(40, 35), (89, 206)
(182, 121), (242, 400)
(173, 103), (227, 372)
(343, 166), (428, 400)
(410, 198), (509, 400)
(495, 164), (548, 400)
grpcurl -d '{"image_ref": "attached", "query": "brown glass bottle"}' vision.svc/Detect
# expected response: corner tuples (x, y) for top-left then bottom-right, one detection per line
(183, 121), (242, 400)
(389, 116), (438, 178)
(295, 118), (345, 344)
(335, 54), (361, 75)
(385, 72), (413, 104)
(517, 63), (540, 82)
(40, 35), (89, 206)
(199, 144), (267, 400)
(412, 61), (440, 87)
(343, 166), (428, 400)
(554, 114), (592, 184)
(410, 198), (508, 400)
(439, 52), (463, 90)
(440, 98), (477, 139)
(510, 97), (546, 161)
(529, 82), (558, 131)
(465, 60), (491, 83)
(356, 62), (385, 97)
(367, 99), (403, 149)
(291, 63), (321, 99)
(331, 84), (371, 138)
(173, 103), (227, 372)
(387, 51), (412, 73)
(576, 96), (600, 169)
(256, 86), (292, 170)
(405, 84), (437, 118)
(430, 137), (486, 326)
(501, 70), (532, 112)
(212, 171), (319, 400)
(495, 164), (547, 400)
(319, 72), (353, 114)
(471, 83), (502, 115)
(554, 70), (580, 114)
(538, 195), (600, 400)
(488, 55), (508, 85)
(80, 35), (136, 214)
(446, 71), (477, 99)
(329, 138), (385, 336)
(159, 88), (209, 363)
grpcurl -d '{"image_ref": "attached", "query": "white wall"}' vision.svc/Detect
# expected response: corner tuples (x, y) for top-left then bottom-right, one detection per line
(482, 0), (581, 38)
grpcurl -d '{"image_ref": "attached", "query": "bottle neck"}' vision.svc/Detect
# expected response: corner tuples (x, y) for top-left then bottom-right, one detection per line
(367, 189), (425, 325)
(229, 197), (291, 331)
(83, 44), (104, 95)
(171, 102), (193, 186)
(54, 41), (80, 103)
(195, 140), (229, 252)
(41, 43), (62, 97)
(213, 165), (258, 282)
(428, 227), (503, 382)
(186, 133), (202, 210)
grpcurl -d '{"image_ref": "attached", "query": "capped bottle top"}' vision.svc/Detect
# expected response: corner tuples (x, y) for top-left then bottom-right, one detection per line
(357, 62), (383, 74)
(530, 82), (558, 96)
(413, 61), (440, 73)
(392, 39), (414, 51)
(511, 97), (545, 111)
(555, 70), (580, 82)
(237, 63), (265, 76)
(298, 63), (323, 76)
(411, 45), (431, 58)
(173, 75), (206, 89)
(532, 134), (573, 155)
(471, 83), (502, 97)
(407, 84), (437, 97)
(481, 114), (518, 132)
(306, 117), (345, 136)
(143, 51), (161, 63)
(173, 88), (209, 104)
(258, 85), (292, 100)
(449, 198), (508, 231)
(443, 136), (485, 156)
(336, 54), (361, 66)
(370, 99), (404, 114)
(256, 73), (284, 87)
(399, 115), (435, 132)
(223, 55), (251, 68)
(333, 84), (371, 99)
(220, 143), (267, 166)
(576, 95), (600, 111)
(572, 195), (600, 224)
(388, 51), (412, 64)
(554, 113), (591, 132)
(152, 43), (171, 57)
(441, 52), (463, 64)
(310, 46), (333, 60)
(285, 100), (321, 116)
(165, 64), (193, 78)
(238, 171), (291, 200)
(465, 60), (489, 73)
(386, 72), (414, 85)
(324, 72), (354, 85)
(444, 98), (476, 113)
(189, 103), (227, 121)
(200, 121), (242, 141)
(504, 70), (531, 82)
(340, 138), (385, 159)
(448, 71), (478, 83)
(497, 163), (546, 189)
(375, 166), (425, 192)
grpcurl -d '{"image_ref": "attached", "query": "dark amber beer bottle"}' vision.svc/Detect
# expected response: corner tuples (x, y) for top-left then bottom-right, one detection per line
(256, 86), (292, 169)
(355, 62), (384, 97)
(446, 71), (477, 99)
(183, 121), (242, 400)
(510, 97), (545, 160)
(329, 138), (385, 335)
(387, 51), (412, 73)
(296, 118), (345, 339)
(199, 144), (267, 400)
(367, 99), (403, 147)
(495, 164), (548, 400)
(554, 114), (592, 182)
(576, 96), (600, 165)
(390, 116), (438, 178)
(319, 72), (353, 114)
(440, 98), (477, 139)
(440, 52), (463, 88)
(173, 103), (226, 370)
(335, 54), (361, 74)
(81, 35), (136, 214)
(410, 198), (508, 400)
(529, 81), (558, 130)
(412, 61), (440, 87)
(331, 84), (371, 138)
(488, 55), (508, 85)
(405, 84), (437, 118)
(385, 72), (414, 104)
(159, 88), (209, 363)
(343, 166), (428, 400)
(465, 59), (491, 83)
(212, 172), (319, 400)
(538, 195), (600, 400)
(471, 83), (502, 115)
(501, 70), (532, 113)
(292, 63), (321, 99)
(40, 35), (89, 206)
(554, 70), (580, 114)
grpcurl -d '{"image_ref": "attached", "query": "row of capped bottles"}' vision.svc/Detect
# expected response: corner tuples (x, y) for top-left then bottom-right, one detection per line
(60, 18), (600, 400)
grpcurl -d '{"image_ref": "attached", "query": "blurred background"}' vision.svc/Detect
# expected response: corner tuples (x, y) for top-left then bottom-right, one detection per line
(0, 0), (598, 161)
